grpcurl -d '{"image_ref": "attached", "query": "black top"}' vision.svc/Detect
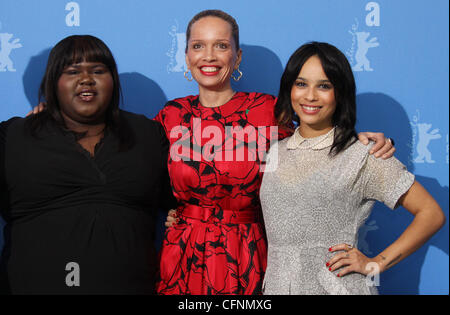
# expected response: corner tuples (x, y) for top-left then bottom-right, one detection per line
(0, 110), (176, 294)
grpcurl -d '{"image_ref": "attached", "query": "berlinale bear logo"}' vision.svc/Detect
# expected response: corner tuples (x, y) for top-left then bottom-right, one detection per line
(347, 2), (380, 72)
(415, 123), (442, 164)
(353, 31), (379, 72)
(167, 20), (187, 74)
(410, 110), (443, 164)
(0, 30), (22, 72)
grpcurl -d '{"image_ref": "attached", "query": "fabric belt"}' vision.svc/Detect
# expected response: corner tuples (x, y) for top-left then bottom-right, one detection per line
(178, 204), (259, 224)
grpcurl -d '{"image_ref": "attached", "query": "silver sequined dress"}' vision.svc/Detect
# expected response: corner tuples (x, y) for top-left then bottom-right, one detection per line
(260, 128), (414, 295)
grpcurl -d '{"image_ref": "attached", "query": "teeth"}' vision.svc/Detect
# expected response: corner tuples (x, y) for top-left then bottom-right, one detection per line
(81, 93), (94, 97)
(302, 105), (321, 111)
(201, 67), (219, 72)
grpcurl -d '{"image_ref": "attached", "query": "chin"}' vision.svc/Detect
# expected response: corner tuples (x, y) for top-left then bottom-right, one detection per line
(197, 79), (221, 86)
(76, 112), (107, 124)
(298, 117), (320, 126)
(196, 76), (229, 89)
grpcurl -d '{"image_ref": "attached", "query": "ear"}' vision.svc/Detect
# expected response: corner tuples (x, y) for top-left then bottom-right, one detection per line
(235, 49), (243, 70)
(185, 54), (190, 70)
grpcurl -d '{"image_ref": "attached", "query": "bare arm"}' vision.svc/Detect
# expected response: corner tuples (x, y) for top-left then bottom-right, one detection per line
(328, 181), (445, 276)
(371, 181), (445, 272)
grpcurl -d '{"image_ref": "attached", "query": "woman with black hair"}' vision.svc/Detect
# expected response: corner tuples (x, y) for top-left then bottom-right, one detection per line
(260, 42), (444, 295)
(0, 35), (175, 294)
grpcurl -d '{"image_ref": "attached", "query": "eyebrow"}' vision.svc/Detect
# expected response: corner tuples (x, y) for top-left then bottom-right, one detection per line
(296, 77), (331, 83)
(66, 63), (106, 68)
(189, 39), (232, 42)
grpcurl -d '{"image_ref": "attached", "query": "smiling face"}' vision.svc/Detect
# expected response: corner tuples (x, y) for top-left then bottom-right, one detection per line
(57, 61), (113, 125)
(185, 16), (242, 92)
(291, 55), (337, 137)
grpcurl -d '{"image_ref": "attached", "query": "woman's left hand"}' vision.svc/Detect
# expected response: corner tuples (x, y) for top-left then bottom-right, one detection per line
(357, 132), (395, 159)
(326, 244), (379, 277)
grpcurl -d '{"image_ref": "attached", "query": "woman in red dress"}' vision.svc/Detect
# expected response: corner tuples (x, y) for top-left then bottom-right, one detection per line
(155, 10), (395, 295)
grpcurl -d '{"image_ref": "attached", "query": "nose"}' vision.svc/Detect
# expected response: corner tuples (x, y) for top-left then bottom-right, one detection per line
(79, 71), (95, 86)
(305, 87), (318, 102)
(203, 45), (217, 62)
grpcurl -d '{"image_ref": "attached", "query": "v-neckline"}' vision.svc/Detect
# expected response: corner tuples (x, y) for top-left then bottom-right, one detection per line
(64, 128), (108, 160)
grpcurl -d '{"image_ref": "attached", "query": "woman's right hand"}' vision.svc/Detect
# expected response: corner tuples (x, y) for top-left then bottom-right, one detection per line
(26, 102), (46, 117)
(165, 209), (178, 227)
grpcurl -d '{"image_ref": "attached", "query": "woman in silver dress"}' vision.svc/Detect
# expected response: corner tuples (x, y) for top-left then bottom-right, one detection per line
(259, 42), (445, 295)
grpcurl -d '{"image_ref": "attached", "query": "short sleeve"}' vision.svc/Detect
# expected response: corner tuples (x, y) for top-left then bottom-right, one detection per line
(362, 153), (415, 210)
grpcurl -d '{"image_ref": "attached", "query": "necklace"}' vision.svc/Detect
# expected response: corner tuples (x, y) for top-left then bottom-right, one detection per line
(296, 127), (336, 150)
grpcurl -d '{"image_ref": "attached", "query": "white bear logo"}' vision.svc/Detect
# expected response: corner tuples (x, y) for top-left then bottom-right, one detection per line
(167, 21), (187, 73)
(353, 32), (379, 72)
(414, 123), (442, 163)
(0, 32), (22, 72)
(172, 33), (187, 72)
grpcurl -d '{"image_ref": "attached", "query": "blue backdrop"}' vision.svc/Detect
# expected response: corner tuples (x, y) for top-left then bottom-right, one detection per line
(0, 0), (448, 295)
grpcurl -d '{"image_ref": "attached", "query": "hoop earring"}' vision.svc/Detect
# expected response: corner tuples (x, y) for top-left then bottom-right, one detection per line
(184, 70), (193, 82)
(232, 67), (243, 82)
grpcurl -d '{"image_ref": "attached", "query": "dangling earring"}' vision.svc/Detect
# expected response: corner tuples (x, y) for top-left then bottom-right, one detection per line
(232, 67), (243, 82)
(184, 70), (193, 82)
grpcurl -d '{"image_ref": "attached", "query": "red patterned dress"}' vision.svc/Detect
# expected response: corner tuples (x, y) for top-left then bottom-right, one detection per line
(155, 92), (289, 295)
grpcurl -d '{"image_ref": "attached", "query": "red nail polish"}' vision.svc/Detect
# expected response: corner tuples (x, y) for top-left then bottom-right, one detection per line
(329, 267), (331, 271)
(328, 247), (332, 251)
(337, 274), (340, 277)
(326, 263), (329, 267)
